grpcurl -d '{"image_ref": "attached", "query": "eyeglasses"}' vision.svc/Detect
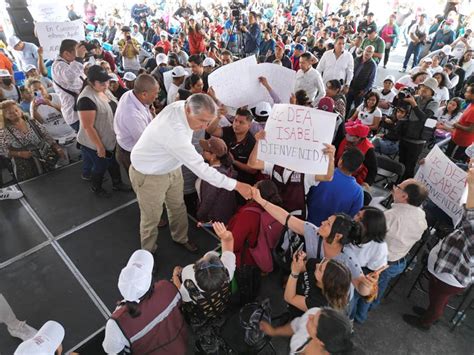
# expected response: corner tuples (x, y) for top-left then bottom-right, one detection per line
(393, 184), (406, 193)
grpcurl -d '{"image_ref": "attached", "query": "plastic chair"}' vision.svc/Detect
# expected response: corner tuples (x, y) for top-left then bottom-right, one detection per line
(374, 154), (405, 187)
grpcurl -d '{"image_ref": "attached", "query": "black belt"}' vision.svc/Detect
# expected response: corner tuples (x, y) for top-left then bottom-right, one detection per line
(388, 257), (406, 265)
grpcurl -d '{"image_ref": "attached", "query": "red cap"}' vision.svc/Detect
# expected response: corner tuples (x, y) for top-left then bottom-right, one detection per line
(317, 97), (335, 112)
(345, 120), (370, 138)
(276, 41), (285, 49)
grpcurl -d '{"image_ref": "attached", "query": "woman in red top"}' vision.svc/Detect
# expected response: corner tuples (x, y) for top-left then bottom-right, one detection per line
(227, 180), (283, 268)
(446, 84), (474, 161)
(379, 15), (399, 69)
(188, 23), (208, 55)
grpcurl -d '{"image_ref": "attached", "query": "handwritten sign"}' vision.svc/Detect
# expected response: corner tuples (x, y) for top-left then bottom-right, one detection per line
(257, 104), (337, 174)
(29, 2), (68, 22)
(208, 58), (296, 108)
(415, 145), (466, 225)
(36, 20), (85, 60)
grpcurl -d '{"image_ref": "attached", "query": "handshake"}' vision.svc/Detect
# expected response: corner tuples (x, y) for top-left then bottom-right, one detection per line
(234, 182), (264, 202)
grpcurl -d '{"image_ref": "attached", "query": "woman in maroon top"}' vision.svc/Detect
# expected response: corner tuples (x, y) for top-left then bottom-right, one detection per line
(379, 15), (400, 68)
(227, 180), (283, 267)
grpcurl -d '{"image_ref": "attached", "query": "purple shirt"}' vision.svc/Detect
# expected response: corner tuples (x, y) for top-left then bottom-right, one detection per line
(114, 90), (153, 152)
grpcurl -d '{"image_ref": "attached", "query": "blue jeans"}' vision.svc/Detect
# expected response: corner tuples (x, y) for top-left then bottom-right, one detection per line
(349, 290), (371, 323)
(371, 258), (406, 308)
(70, 121), (92, 177)
(402, 42), (422, 69)
(373, 138), (399, 155)
(80, 145), (121, 190)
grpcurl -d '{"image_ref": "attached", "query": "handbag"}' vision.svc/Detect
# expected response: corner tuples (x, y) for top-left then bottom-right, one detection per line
(272, 214), (305, 272)
(233, 239), (261, 306)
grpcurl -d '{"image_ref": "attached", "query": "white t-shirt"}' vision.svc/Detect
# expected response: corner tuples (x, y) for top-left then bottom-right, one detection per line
(345, 241), (388, 271)
(396, 75), (417, 89)
(356, 104), (382, 126)
(167, 82), (180, 105)
(0, 85), (19, 102)
(179, 251), (236, 303)
(434, 86), (449, 103)
(377, 89), (396, 115)
(290, 307), (321, 354)
(434, 107), (462, 127)
(31, 94), (76, 142)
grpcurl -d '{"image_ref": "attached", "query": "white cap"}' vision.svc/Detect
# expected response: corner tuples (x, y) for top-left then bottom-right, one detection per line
(156, 53), (168, 66)
(8, 36), (21, 48)
(442, 45), (452, 55)
(160, 30), (168, 38)
(24, 64), (36, 72)
(202, 57), (216, 68)
(123, 72), (137, 81)
(118, 250), (154, 303)
(14, 321), (65, 355)
(422, 57), (433, 63)
(0, 69), (11, 77)
(255, 101), (272, 117)
(383, 75), (395, 83)
(171, 66), (188, 78)
(109, 73), (119, 82)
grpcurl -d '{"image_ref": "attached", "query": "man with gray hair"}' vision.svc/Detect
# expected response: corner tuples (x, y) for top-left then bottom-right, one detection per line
(130, 94), (252, 253)
(345, 45), (377, 116)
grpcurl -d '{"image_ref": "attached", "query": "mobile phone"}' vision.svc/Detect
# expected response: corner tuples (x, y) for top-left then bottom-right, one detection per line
(372, 264), (389, 276)
(105, 150), (113, 159)
(126, 35), (131, 41)
(34, 90), (45, 104)
(295, 242), (304, 254)
(199, 222), (213, 228)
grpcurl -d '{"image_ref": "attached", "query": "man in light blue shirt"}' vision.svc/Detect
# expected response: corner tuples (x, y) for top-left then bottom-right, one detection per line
(8, 36), (39, 70)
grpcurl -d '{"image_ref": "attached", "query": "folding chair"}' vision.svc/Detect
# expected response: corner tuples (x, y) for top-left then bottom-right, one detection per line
(374, 154), (405, 187)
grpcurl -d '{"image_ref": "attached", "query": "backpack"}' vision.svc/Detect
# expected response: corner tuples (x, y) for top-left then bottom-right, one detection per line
(272, 214), (305, 272)
(244, 206), (284, 273)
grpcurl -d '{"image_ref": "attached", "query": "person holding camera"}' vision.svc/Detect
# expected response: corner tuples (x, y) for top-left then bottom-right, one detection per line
(398, 77), (440, 180)
(118, 26), (141, 75)
(241, 11), (261, 57)
(77, 65), (130, 198)
(372, 104), (410, 156)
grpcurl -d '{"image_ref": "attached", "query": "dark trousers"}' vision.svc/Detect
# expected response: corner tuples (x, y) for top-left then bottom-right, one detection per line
(421, 273), (464, 326)
(403, 42), (423, 70)
(116, 144), (131, 177)
(384, 45), (391, 67)
(70, 121), (93, 177)
(345, 89), (364, 119)
(184, 191), (198, 218)
(398, 140), (424, 180)
(81, 145), (122, 190)
(445, 140), (469, 162)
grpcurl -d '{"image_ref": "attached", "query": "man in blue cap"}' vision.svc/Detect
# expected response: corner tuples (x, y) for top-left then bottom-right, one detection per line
(291, 43), (305, 71)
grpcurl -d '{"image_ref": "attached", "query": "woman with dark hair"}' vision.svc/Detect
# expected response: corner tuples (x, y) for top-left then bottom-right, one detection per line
(349, 92), (382, 131)
(292, 89), (312, 106)
(103, 250), (187, 354)
(260, 307), (355, 354)
(140, 20), (155, 43)
(251, 187), (379, 298)
(432, 72), (450, 105)
(178, 74), (204, 101)
(434, 97), (464, 139)
(227, 180), (284, 268)
(395, 71), (429, 90)
(187, 22), (208, 55)
(325, 79), (347, 118)
(347, 207), (388, 323)
(196, 136), (237, 224)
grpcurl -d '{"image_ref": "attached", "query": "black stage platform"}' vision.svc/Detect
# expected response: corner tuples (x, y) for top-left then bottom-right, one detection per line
(1, 163), (473, 354)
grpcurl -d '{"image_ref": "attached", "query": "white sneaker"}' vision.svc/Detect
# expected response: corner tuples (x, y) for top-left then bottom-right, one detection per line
(0, 186), (23, 200)
(8, 321), (37, 341)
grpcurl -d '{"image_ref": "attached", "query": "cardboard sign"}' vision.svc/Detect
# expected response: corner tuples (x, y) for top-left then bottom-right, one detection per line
(208, 57), (296, 108)
(257, 104), (337, 175)
(29, 2), (69, 22)
(36, 20), (85, 60)
(415, 145), (466, 225)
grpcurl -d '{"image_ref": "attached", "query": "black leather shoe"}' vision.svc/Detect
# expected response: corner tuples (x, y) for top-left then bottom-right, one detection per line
(112, 182), (132, 192)
(177, 241), (198, 253)
(412, 306), (426, 316)
(402, 314), (430, 331)
(91, 186), (112, 198)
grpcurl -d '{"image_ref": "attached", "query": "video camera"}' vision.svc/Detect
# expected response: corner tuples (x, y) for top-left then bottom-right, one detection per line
(229, 0), (245, 21)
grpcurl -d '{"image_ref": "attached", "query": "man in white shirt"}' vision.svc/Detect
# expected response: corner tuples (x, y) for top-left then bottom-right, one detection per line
(114, 74), (159, 173)
(372, 179), (428, 307)
(167, 66), (188, 105)
(401, 14), (428, 72)
(294, 52), (326, 105)
(130, 94), (252, 253)
(8, 36), (39, 70)
(316, 36), (354, 94)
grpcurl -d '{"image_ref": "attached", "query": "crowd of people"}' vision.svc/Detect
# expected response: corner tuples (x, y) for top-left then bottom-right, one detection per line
(1, 0), (474, 354)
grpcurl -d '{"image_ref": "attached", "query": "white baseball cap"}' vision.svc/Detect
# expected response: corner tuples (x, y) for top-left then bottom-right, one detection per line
(202, 57), (216, 68)
(156, 53), (168, 66)
(8, 36), (21, 48)
(442, 45), (452, 56)
(0, 69), (11, 77)
(109, 73), (119, 82)
(383, 75), (395, 83)
(118, 250), (154, 303)
(171, 66), (188, 78)
(24, 64), (36, 72)
(14, 321), (65, 355)
(160, 30), (168, 38)
(123, 72), (137, 81)
(255, 101), (272, 117)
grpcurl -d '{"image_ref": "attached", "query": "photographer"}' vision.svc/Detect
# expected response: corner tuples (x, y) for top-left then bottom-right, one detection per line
(241, 11), (261, 57)
(398, 78), (440, 180)
(372, 104), (410, 156)
(117, 26), (141, 75)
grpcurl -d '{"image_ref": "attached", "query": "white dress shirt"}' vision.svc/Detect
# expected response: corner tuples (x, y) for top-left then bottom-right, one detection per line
(131, 101), (237, 191)
(294, 67), (326, 103)
(384, 203), (427, 262)
(316, 49), (354, 85)
(51, 57), (85, 125)
(167, 82), (180, 105)
(114, 90), (153, 152)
